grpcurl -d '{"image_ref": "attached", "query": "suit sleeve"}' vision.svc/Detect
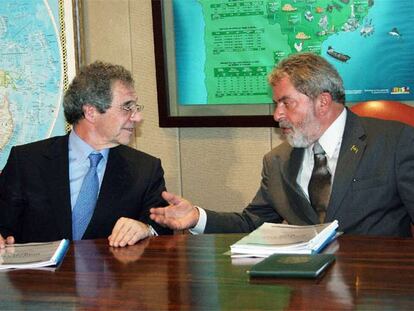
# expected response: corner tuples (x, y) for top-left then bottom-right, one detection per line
(140, 158), (173, 235)
(204, 154), (283, 233)
(396, 125), (414, 221)
(0, 147), (25, 239)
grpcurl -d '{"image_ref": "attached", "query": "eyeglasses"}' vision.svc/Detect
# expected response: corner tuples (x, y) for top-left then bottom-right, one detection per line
(121, 103), (144, 116)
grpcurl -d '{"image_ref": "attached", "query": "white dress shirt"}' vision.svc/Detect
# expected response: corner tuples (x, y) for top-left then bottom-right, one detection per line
(297, 108), (347, 200)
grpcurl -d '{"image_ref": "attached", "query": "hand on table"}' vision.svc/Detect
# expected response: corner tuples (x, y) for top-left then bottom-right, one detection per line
(0, 234), (14, 249)
(108, 217), (151, 248)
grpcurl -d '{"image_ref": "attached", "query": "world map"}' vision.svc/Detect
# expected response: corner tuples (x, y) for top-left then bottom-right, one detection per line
(0, 1), (71, 169)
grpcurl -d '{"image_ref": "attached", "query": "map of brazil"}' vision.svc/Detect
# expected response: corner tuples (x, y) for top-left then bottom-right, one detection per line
(0, 1), (76, 169)
(173, 0), (413, 105)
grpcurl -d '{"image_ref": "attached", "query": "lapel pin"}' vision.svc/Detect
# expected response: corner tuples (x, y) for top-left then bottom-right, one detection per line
(350, 145), (359, 153)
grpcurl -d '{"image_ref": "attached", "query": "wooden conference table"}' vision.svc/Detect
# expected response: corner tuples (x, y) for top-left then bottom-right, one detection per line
(1, 234), (414, 310)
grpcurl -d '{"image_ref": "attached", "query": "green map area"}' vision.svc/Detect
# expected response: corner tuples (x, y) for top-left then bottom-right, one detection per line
(198, 0), (372, 104)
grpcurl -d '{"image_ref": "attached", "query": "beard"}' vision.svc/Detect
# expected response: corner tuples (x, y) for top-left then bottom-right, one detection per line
(279, 107), (321, 148)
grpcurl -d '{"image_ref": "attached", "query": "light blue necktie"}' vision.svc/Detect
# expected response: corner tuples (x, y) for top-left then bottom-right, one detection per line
(72, 153), (103, 240)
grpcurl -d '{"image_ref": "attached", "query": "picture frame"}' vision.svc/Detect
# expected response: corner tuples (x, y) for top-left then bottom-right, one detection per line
(64, 0), (84, 131)
(152, 0), (414, 128)
(72, 0), (84, 71)
(151, 0), (276, 127)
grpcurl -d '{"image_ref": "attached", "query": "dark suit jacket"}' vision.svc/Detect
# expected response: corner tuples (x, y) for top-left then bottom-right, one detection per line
(0, 134), (172, 242)
(205, 110), (414, 237)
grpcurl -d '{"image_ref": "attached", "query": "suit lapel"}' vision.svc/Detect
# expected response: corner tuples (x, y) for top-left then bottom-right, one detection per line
(327, 110), (367, 220)
(280, 147), (319, 224)
(42, 135), (72, 238)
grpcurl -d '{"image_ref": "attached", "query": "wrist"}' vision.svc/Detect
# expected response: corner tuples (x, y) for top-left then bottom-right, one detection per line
(189, 206), (207, 234)
(191, 206), (201, 228)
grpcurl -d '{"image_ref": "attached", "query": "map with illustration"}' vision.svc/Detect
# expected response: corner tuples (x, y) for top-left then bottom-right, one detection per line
(173, 0), (413, 105)
(0, 1), (74, 169)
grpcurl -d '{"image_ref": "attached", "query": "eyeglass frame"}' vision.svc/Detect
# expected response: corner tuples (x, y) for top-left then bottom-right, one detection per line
(120, 102), (144, 116)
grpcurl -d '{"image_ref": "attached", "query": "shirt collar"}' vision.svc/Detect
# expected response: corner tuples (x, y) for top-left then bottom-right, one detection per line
(69, 130), (110, 162)
(315, 108), (347, 158)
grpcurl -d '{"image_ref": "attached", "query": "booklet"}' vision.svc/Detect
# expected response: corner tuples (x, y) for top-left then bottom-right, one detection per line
(247, 254), (336, 278)
(0, 239), (69, 270)
(230, 220), (339, 258)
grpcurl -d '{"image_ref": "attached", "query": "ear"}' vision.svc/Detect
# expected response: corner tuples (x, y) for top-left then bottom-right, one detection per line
(82, 104), (97, 122)
(315, 92), (332, 116)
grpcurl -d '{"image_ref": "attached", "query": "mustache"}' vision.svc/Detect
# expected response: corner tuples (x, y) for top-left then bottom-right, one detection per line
(278, 120), (293, 129)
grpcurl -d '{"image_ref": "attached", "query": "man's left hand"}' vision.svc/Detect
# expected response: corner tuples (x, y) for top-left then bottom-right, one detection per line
(108, 217), (151, 247)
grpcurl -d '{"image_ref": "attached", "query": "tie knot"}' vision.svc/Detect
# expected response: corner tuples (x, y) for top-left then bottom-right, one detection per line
(313, 142), (325, 155)
(88, 153), (102, 168)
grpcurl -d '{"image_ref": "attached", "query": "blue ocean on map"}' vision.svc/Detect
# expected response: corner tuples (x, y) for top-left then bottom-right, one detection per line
(322, 0), (414, 102)
(173, 0), (413, 105)
(173, 0), (207, 104)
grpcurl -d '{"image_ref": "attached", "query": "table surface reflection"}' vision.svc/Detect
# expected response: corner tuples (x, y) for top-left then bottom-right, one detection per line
(1, 234), (414, 310)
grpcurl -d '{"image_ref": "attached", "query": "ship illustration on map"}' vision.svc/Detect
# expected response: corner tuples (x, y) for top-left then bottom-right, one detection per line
(327, 46), (351, 62)
(388, 27), (402, 38)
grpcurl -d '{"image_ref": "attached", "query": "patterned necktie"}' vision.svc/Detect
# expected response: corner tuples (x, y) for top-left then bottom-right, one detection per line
(72, 153), (103, 240)
(308, 142), (331, 223)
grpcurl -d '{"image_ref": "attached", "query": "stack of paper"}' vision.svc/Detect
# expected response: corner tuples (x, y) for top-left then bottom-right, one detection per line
(0, 239), (69, 270)
(231, 221), (339, 258)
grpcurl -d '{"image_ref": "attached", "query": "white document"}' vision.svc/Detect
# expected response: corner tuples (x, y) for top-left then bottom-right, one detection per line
(0, 239), (69, 270)
(230, 221), (339, 258)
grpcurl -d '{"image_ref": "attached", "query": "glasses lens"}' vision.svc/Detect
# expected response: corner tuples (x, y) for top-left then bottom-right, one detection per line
(122, 103), (143, 115)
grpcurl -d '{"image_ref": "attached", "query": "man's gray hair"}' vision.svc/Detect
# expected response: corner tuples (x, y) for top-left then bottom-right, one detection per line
(268, 53), (345, 105)
(63, 61), (134, 124)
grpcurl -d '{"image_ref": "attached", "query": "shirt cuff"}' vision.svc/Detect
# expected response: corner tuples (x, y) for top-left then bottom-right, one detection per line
(148, 224), (158, 237)
(189, 206), (207, 235)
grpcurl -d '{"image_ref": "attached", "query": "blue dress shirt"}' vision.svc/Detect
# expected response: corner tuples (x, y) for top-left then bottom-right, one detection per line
(68, 130), (109, 211)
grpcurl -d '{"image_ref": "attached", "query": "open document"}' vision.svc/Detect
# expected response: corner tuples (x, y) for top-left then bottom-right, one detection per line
(0, 239), (69, 270)
(231, 221), (339, 258)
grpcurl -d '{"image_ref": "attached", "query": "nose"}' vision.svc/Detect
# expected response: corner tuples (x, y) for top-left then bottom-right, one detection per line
(130, 111), (143, 123)
(273, 104), (285, 122)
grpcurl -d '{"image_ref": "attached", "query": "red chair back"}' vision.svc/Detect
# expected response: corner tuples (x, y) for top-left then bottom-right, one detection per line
(350, 100), (414, 127)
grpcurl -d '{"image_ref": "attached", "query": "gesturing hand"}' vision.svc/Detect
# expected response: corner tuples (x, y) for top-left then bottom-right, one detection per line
(150, 191), (200, 230)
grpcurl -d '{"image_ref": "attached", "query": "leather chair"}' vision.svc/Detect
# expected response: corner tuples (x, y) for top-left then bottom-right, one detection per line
(350, 100), (414, 127)
(350, 100), (414, 236)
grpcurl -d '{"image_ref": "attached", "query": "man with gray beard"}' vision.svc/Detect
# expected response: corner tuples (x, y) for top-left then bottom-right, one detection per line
(150, 53), (414, 237)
